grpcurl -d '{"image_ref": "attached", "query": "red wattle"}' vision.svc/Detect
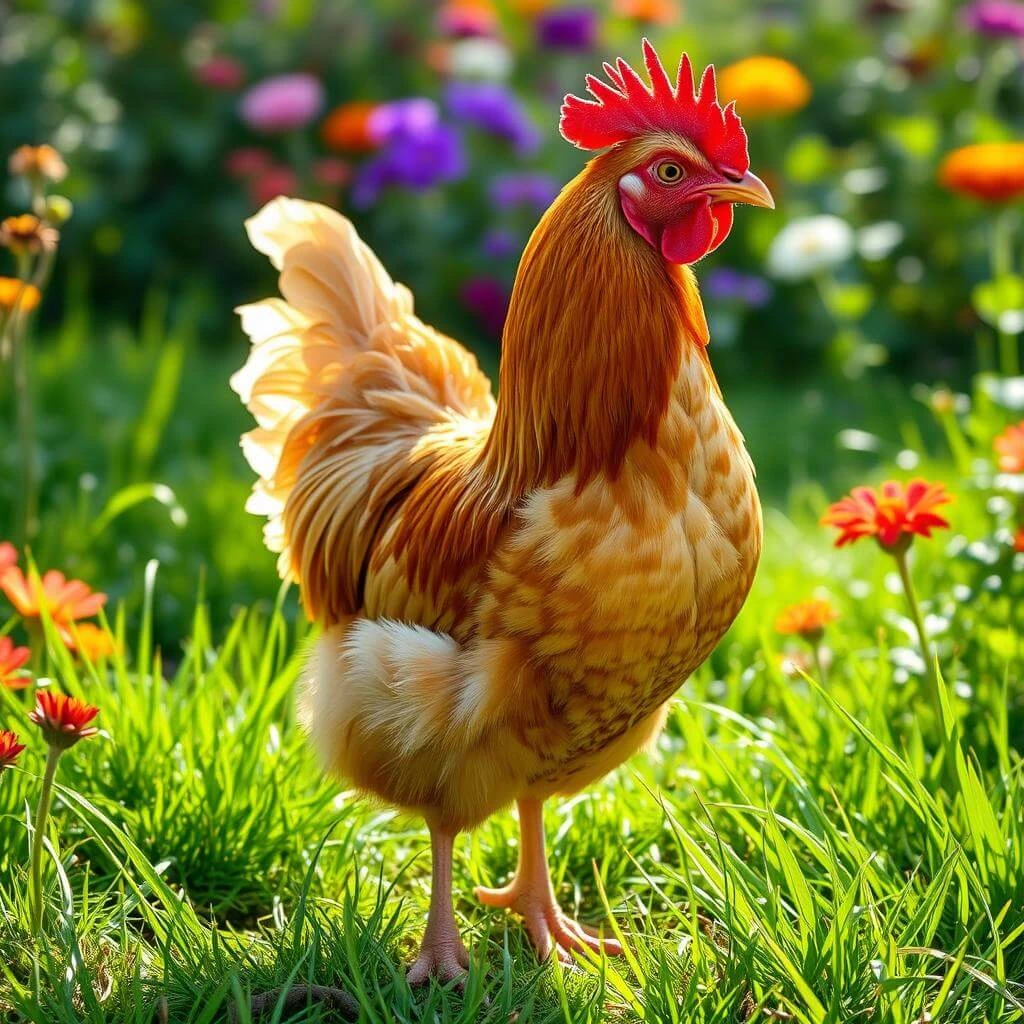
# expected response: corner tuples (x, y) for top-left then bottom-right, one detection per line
(660, 199), (716, 265)
(706, 204), (734, 255)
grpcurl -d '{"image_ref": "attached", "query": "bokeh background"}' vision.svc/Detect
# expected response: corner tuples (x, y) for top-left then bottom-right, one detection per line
(1, 0), (1022, 641)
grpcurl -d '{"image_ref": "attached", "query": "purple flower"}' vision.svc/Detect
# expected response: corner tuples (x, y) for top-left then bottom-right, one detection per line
(704, 268), (773, 308)
(461, 276), (509, 337)
(367, 98), (441, 145)
(352, 115), (466, 207)
(536, 7), (598, 51)
(960, 0), (1024, 36)
(489, 172), (561, 211)
(481, 229), (519, 259)
(239, 73), (324, 133)
(445, 82), (541, 156)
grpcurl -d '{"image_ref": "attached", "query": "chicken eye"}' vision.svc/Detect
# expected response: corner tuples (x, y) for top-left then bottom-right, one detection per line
(655, 161), (685, 185)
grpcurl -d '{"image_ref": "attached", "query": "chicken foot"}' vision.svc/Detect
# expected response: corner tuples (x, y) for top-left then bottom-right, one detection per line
(475, 798), (623, 962)
(407, 825), (470, 985)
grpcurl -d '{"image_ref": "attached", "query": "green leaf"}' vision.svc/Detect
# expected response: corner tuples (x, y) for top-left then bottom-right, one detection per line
(972, 275), (1024, 334)
(88, 482), (187, 539)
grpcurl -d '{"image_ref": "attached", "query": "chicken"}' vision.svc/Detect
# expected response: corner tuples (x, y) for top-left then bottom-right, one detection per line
(232, 40), (772, 983)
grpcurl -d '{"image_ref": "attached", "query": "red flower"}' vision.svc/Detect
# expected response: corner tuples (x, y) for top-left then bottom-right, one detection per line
(0, 567), (106, 624)
(249, 165), (298, 207)
(195, 55), (246, 91)
(0, 730), (25, 771)
(29, 691), (100, 749)
(0, 635), (31, 689)
(0, 542), (16, 574)
(224, 147), (274, 179)
(1014, 525), (1024, 553)
(821, 479), (953, 550)
(311, 157), (351, 188)
(994, 421), (1024, 474)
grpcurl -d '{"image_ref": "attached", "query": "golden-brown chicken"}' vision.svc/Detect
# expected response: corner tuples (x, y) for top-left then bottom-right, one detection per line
(233, 40), (772, 982)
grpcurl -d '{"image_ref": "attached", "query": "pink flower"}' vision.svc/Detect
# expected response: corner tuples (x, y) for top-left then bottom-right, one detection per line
(239, 73), (324, 133)
(196, 55), (246, 90)
(250, 165), (299, 206)
(224, 147), (274, 178)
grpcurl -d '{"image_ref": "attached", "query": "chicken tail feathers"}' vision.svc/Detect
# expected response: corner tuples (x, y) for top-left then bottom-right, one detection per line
(301, 622), (518, 827)
(232, 198), (495, 622)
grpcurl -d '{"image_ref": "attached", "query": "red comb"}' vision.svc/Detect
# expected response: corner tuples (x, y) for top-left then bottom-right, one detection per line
(559, 39), (749, 176)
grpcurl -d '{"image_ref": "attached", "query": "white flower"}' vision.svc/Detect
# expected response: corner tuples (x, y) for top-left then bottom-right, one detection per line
(450, 38), (513, 82)
(766, 215), (855, 281)
(858, 221), (904, 261)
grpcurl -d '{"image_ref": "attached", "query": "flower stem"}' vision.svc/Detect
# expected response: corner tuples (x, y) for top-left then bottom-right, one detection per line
(892, 546), (944, 726)
(992, 208), (1019, 378)
(29, 745), (61, 936)
(811, 641), (828, 685)
(13, 312), (37, 545)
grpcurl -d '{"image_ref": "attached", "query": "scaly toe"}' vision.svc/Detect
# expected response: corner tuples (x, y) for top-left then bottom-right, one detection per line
(474, 882), (519, 909)
(554, 914), (623, 956)
(406, 942), (470, 986)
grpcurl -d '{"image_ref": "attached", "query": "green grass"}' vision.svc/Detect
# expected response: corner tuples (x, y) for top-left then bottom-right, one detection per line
(1, 298), (1023, 1022)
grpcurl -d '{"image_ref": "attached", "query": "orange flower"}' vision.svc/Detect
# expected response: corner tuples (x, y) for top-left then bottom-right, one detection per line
(994, 421), (1024, 473)
(0, 214), (58, 254)
(8, 144), (67, 183)
(0, 635), (31, 689)
(939, 143), (1024, 203)
(774, 598), (839, 639)
(613, 0), (679, 23)
(510, 0), (553, 12)
(321, 102), (380, 152)
(821, 479), (953, 551)
(0, 567), (107, 624)
(0, 543), (15, 574)
(1014, 525), (1024, 553)
(60, 622), (119, 662)
(0, 730), (25, 772)
(29, 691), (100, 749)
(717, 56), (811, 117)
(0, 276), (41, 313)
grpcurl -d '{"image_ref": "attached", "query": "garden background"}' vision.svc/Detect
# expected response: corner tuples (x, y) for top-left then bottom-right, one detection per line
(2, 0), (1024, 1021)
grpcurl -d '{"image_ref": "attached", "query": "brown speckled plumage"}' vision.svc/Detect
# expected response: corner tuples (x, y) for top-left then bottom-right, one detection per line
(234, 99), (765, 976)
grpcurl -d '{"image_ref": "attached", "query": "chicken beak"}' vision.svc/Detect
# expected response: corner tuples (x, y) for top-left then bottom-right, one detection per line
(702, 170), (775, 210)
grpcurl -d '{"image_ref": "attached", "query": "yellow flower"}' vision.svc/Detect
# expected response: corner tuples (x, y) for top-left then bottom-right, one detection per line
(8, 144), (67, 183)
(717, 56), (811, 118)
(0, 277), (41, 313)
(939, 143), (1024, 203)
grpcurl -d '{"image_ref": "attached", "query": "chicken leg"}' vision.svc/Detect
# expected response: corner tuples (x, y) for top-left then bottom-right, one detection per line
(475, 799), (623, 961)
(407, 825), (470, 985)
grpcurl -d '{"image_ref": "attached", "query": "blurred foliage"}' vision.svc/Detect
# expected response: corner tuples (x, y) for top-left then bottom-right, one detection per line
(1, 0), (1023, 381)
(2, 0), (1024, 640)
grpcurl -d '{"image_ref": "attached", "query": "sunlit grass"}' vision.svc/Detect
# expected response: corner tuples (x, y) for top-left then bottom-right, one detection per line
(1, 489), (1022, 1020)
(2, 292), (1024, 1020)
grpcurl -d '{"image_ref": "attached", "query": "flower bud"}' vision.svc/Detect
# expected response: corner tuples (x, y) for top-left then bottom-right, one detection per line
(44, 195), (73, 226)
